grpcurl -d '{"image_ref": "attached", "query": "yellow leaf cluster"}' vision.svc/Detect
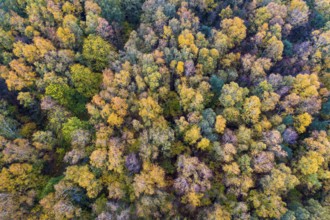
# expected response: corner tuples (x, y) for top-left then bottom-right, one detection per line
(215, 115), (226, 134)
(182, 191), (203, 207)
(293, 73), (320, 98)
(298, 151), (324, 175)
(178, 29), (198, 55)
(133, 162), (166, 197)
(65, 165), (101, 198)
(184, 125), (201, 145)
(176, 61), (184, 75)
(221, 17), (247, 46)
(197, 138), (210, 151)
(294, 112), (312, 133)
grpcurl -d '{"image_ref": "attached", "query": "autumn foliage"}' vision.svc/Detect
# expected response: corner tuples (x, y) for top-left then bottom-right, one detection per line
(0, 0), (329, 219)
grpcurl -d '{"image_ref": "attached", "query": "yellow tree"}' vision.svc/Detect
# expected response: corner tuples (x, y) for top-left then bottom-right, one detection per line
(294, 113), (312, 133)
(249, 190), (287, 219)
(219, 82), (248, 108)
(221, 17), (247, 47)
(133, 162), (166, 197)
(242, 96), (261, 124)
(293, 73), (320, 98)
(57, 27), (75, 48)
(214, 115), (226, 134)
(139, 96), (162, 126)
(179, 84), (204, 112)
(65, 165), (102, 198)
(2, 60), (36, 91)
(297, 151), (324, 176)
(178, 29), (199, 56)
(184, 125), (201, 145)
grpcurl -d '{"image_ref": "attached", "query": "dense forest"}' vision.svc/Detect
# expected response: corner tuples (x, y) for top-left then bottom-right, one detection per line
(0, 0), (329, 219)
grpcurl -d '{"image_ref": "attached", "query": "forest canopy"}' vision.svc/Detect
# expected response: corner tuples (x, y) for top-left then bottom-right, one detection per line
(0, 0), (330, 219)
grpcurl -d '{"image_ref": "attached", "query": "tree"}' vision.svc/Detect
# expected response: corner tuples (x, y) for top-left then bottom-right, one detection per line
(125, 153), (141, 173)
(0, 115), (18, 138)
(133, 162), (166, 197)
(219, 82), (249, 108)
(61, 117), (89, 143)
(214, 115), (226, 134)
(33, 37), (56, 58)
(0, 162), (43, 194)
(32, 131), (56, 151)
(184, 125), (201, 145)
(179, 84), (204, 112)
(163, 91), (181, 118)
(13, 37), (56, 63)
(210, 74), (224, 99)
(214, 143), (237, 162)
(138, 96), (162, 126)
(17, 92), (35, 108)
(65, 165), (102, 198)
(261, 91), (280, 112)
(235, 125), (251, 153)
(2, 138), (37, 164)
(45, 83), (73, 107)
(252, 7), (272, 31)
(105, 96), (128, 128)
(56, 27), (75, 48)
(83, 35), (117, 71)
(223, 107), (240, 123)
(0, 193), (21, 219)
(197, 138), (210, 151)
(315, 0), (330, 21)
(120, 0), (144, 25)
(297, 151), (324, 176)
(282, 127), (298, 144)
(242, 96), (261, 124)
(135, 191), (174, 218)
(265, 36), (284, 61)
(294, 113), (312, 133)
(70, 64), (102, 98)
(221, 17), (247, 46)
(107, 138), (124, 173)
(261, 164), (299, 195)
(304, 199), (330, 219)
(0, 28), (14, 51)
(95, 0), (123, 23)
(197, 48), (219, 74)
(96, 17), (114, 39)
(249, 190), (287, 219)
(293, 74), (320, 98)
(0, 163), (45, 218)
(2, 60), (36, 91)
(253, 151), (275, 173)
(287, 0), (309, 26)
(212, 30), (230, 54)
(178, 29), (198, 56)
(174, 155), (212, 207)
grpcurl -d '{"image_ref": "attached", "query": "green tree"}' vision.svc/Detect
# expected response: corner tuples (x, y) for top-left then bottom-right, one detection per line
(61, 117), (89, 143)
(82, 35), (117, 71)
(70, 64), (102, 98)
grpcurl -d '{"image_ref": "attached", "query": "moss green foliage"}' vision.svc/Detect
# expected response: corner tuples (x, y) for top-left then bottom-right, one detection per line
(70, 64), (102, 98)
(62, 117), (89, 143)
(82, 35), (117, 71)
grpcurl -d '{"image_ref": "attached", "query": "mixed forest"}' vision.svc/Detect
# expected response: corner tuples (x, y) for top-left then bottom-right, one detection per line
(0, 0), (330, 219)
